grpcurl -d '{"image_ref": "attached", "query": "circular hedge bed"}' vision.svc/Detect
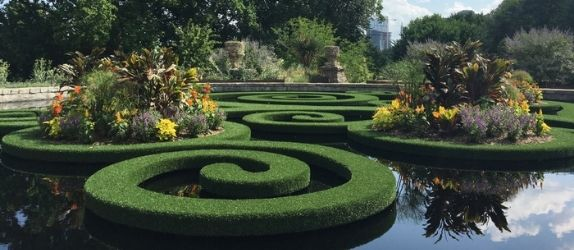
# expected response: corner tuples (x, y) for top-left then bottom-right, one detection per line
(242, 111), (352, 135)
(530, 102), (564, 115)
(84, 141), (397, 236)
(346, 91), (397, 101)
(213, 92), (378, 106)
(348, 120), (574, 162)
(1, 121), (251, 164)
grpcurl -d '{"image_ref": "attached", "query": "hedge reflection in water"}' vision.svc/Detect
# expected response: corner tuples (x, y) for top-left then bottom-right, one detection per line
(391, 162), (544, 243)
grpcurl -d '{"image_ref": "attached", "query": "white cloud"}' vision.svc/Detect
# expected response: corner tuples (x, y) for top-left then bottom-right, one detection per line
(480, 0), (504, 14)
(446, 1), (475, 15)
(489, 223), (540, 242)
(381, 0), (433, 40)
(550, 216), (574, 239)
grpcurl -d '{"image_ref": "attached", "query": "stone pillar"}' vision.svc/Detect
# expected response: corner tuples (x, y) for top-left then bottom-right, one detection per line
(319, 46), (348, 83)
(224, 41), (245, 70)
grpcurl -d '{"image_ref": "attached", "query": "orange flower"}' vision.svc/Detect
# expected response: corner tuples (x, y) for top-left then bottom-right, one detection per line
(55, 92), (64, 101)
(52, 102), (62, 116)
(74, 85), (81, 94)
(186, 98), (195, 106)
(202, 84), (212, 95)
(191, 89), (199, 100)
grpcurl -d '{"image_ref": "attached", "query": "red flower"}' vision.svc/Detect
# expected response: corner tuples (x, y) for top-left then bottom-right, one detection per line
(55, 92), (64, 101)
(202, 84), (212, 95)
(52, 102), (62, 116)
(74, 85), (81, 94)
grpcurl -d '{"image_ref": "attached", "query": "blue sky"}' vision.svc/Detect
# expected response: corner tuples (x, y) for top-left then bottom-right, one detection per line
(382, 0), (503, 40)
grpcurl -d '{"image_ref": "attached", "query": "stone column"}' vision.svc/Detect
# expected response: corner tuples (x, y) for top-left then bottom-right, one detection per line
(319, 46), (348, 83)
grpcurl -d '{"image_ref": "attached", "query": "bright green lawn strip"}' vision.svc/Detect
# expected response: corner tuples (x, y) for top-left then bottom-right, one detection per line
(1, 121), (251, 163)
(348, 120), (574, 162)
(84, 141), (396, 236)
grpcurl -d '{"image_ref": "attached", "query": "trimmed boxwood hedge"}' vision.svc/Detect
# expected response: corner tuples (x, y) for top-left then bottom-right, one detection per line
(0, 110), (39, 137)
(84, 141), (397, 236)
(1, 121), (251, 164)
(242, 111), (351, 135)
(198, 150), (310, 198)
(347, 120), (574, 162)
(530, 102), (564, 115)
(346, 91), (397, 101)
(212, 92), (378, 106)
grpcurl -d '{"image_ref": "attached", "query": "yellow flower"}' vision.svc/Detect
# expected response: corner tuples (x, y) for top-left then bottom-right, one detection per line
(433, 106), (446, 119)
(156, 119), (178, 141)
(373, 107), (395, 131)
(202, 99), (218, 113)
(415, 105), (425, 114)
(115, 112), (124, 123)
(391, 99), (401, 110)
(43, 117), (61, 138)
(541, 123), (551, 134)
(520, 100), (530, 114)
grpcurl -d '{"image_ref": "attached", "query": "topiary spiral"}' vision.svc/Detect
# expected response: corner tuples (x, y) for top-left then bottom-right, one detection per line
(84, 141), (397, 236)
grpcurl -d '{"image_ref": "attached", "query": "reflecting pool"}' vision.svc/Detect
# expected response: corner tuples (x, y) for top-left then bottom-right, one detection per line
(1, 145), (574, 249)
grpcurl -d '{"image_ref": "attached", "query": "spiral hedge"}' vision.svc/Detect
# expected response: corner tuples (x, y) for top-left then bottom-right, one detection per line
(243, 111), (353, 135)
(1, 121), (251, 164)
(0, 110), (39, 137)
(348, 120), (574, 162)
(84, 141), (397, 236)
(346, 91), (397, 101)
(530, 102), (564, 115)
(212, 92), (378, 106)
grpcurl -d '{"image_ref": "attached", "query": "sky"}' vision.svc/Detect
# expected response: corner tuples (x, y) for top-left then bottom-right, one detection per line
(381, 0), (504, 40)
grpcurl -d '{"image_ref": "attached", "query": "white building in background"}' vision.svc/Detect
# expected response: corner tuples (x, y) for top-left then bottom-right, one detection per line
(368, 18), (392, 51)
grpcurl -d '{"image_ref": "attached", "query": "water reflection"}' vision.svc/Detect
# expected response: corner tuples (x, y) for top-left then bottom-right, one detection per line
(0, 167), (106, 249)
(392, 163), (544, 243)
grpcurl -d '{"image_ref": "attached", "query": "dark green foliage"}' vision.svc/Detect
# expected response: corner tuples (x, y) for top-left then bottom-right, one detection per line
(1, 121), (251, 164)
(503, 28), (574, 86)
(393, 12), (487, 59)
(348, 120), (574, 162)
(84, 141), (396, 236)
(339, 40), (372, 83)
(174, 22), (216, 69)
(274, 18), (337, 70)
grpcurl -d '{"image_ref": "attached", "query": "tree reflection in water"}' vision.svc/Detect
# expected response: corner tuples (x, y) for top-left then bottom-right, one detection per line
(0, 166), (103, 249)
(392, 162), (544, 243)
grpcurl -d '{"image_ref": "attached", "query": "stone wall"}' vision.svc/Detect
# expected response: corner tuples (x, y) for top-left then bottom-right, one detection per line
(2, 84), (574, 110)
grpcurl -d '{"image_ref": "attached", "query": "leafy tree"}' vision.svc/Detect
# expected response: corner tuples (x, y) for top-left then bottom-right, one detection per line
(174, 22), (216, 69)
(274, 18), (337, 70)
(393, 12), (487, 59)
(0, 0), (55, 80)
(340, 40), (372, 82)
(248, 0), (383, 41)
(50, 0), (117, 53)
(504, 28), (574, 86)
(487, 0), (574, 52)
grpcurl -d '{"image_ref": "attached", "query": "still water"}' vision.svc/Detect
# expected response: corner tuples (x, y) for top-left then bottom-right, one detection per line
(1, 145), (573, 250)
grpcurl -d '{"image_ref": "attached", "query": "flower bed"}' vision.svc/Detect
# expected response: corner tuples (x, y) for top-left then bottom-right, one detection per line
(348, 120), (574, 162)
(1, 121), (250, 164)
(84, 141), (396, 236)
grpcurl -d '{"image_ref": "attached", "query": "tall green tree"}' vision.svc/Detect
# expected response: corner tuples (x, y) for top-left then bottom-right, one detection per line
(487, 0), (574, 52)
(248, 0), (383, 41)
(0, 0), (55, 80)
(393, 11), (487, 59)
(50, 0), (117, 53)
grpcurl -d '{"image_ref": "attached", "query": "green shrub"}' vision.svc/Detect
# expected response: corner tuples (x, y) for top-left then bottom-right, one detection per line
(380, 60), (424, 96)
(340, 40), (372, 83)
(504, 28), (574, 86)
(207, 40), (284, 81)
(274, 18), (337, 71)
(511, 70), (535, 84)
(32, 58), (63, 84)
(174, 22), (216, 69)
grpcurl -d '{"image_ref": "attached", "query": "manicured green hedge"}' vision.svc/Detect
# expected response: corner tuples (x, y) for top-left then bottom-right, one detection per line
(347, 120), (574, 162)
(84, 141), (397, 236)
(1, 121), (251, 164)
(368, 100), (391, 107)
(212, 92), (378, 106)
(198, 150), (310, 198)
(346, 91), (397, 100)
(242, 111), (351, 135)
(530, 102), (564, 115)
(0, 110), (39, 137)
